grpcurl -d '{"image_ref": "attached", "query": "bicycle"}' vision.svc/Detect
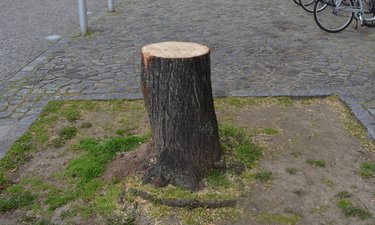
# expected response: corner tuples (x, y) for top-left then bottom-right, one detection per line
(313, 0), (375, 32)
(294, 0), (301, 6)
(300, 0), (317, 12)
(300, 0), (327, 13)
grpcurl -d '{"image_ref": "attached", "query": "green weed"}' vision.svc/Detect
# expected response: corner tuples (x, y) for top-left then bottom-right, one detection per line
(261, 127), (280, 136)
(359, 162), (375, 178)
(306, 159), (326, 167)
(219, 125), (262, 168)
(321, 177), (335, 187)
(0, 132), (33, 171)
(336, 191), (352, 199)
(276, 97), (293, 107)
(51, 138), (65, 148)
(115, 129), (127, 136)
(0, 184), (36, 212)
(62, 108), (81, 122)
(65, 136), (146, 184)
(337, 198), (372, 219)
(60, 209), (77, 219)
(254, 170), (272, 183)
(0, 171), (9, 188)
(41, 101), (64, 116)
(291, 188), (305, 196)
(206, 170), (231, 188)
(58, 126), (77, 140)
(44, 189), (76, 210)
(235, 142), (262, 167)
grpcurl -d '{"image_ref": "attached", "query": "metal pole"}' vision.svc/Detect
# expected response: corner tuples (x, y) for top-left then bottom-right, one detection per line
(108, 0), (114, 12)
(78, 0), (88, 35)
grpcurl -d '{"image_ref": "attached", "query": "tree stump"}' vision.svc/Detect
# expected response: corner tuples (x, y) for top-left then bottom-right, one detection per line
(140, 42), (221, 191)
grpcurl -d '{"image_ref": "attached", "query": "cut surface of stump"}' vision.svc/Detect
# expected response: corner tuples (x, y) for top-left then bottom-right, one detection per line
(140, 41), (221, 191)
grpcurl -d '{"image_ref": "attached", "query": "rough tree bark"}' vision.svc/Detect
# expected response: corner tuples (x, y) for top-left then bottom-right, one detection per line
(140, 42), (221, 191)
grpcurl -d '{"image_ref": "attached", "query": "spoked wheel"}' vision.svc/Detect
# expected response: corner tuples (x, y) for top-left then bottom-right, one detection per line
(294, 0), (301, 6)
(300, 0), (326, 13)
(300, 0), (317, 12)
(314, 0), (354, 33)
(362, 0), (375, 27)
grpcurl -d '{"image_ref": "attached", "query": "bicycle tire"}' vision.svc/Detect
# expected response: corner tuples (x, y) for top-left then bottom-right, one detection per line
(300, 0), (316, 12)
(300, 0), (326, 13)
(294, 0), (301, 6)
(314, 0), (354, 33)
(362, 0), (375, 27)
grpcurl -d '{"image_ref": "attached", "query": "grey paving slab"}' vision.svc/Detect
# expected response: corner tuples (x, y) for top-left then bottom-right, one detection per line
(0, 0), (374, 156)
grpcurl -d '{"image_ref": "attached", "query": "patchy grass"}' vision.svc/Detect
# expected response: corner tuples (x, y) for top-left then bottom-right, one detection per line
(328, 96), (375, 151)
(206, 170), (231, 188)
(306, 159), (326, 168)
(321, 177), (335, 187)
(66, 136), (147, 185)
(214, 96), (293, 109)
(261, 127), (280, 136)
(337, 198), (372, 219)
(80, 122), (93, 129)
(336, 191), (352, 199)
(292, 188), (306, 196)
(58, 126), (77, 140)
(51, 137), (65, 148)
(359, 162), (375, 178)
(219, 125), (263, 168)
(0, 184), (36, 212)
(254, 170), (272, 183)
(62, 107), (81, 122)
(115, 129), (127, 136)
(0, 132), (33, 172)
(1, 97), (374, 225)
(335, 190), (372, 219)
(250, 127), (280, 136)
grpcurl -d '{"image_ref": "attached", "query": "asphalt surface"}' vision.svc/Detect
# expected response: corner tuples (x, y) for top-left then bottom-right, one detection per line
(0, 0), (106, 83)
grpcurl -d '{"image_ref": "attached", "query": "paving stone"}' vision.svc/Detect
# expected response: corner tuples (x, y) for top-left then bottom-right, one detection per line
(369, 109), (375, 117)
(0, 0), (374, 155)
(0, 111), (12, 119)
(0, 102), (8, 112)
(11, 113), (26, 120)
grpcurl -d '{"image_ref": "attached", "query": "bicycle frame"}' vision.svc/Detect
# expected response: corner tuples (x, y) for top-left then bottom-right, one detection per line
(332, 0), (375, 24)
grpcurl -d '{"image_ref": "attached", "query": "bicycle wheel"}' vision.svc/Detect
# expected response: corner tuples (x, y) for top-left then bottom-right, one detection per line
(300, 0), (316, 12)
(300, 0), (326, 13)
(362, 0), (375, 27)
(314, 0), (354, 33)
(294, 0), (301, 6)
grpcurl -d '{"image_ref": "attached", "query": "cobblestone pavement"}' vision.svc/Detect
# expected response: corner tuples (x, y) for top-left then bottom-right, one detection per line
(0, 0), (105, 83)
(0, 0), (374, 156)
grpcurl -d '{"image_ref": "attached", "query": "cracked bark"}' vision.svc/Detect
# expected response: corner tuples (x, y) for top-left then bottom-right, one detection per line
(140, 42), (221, 191)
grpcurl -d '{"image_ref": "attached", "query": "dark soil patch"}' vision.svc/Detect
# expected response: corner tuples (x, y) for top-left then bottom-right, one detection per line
(102, 143), (155, 181)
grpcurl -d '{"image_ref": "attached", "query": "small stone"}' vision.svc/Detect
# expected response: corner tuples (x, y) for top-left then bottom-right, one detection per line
(45, 35), (62, 42)
(11, 113), (25, 120)
(369, 109), (375, 117)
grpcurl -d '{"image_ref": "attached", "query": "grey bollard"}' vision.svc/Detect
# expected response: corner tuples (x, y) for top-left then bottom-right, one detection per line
(78, 0), (88, 35)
